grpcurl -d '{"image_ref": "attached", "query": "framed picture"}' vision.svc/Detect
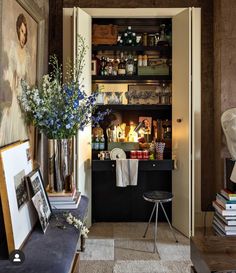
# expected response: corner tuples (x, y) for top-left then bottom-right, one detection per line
(91, 60), (97, 75)
(0, 141), (37, 254)
(138, 116), (152, 135)
(32, 190), (50, 233)
(127, 84), (161, 104)
(27, 168), (52, 232)
(0, 0), (45, 150)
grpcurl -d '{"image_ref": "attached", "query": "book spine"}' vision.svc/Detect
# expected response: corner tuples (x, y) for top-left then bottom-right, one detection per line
(216, 197), (236, 209)
(213, 201), (236, 216)
(220, 189), (236, 201)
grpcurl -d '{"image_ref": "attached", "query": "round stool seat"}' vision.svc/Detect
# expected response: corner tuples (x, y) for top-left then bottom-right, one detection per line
(143, 191), (173, 203)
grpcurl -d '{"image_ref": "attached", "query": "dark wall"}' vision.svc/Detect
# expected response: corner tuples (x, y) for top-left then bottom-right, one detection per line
(49, 0), (214, 211)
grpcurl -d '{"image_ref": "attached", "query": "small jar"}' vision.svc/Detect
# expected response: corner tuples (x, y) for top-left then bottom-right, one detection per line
(137, 150), (143, 159)
(130, 150), (137, 159)
(142, 55), (148, 66)
(138, 55), (143, 67)
(154, 32), (160, 46)
(142, 33), (148, 46)
(148, 34), (155, 46)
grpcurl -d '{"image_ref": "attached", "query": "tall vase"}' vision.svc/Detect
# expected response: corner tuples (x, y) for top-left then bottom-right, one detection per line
(48, 139), (55, 193)
(48, 138), (73, 192)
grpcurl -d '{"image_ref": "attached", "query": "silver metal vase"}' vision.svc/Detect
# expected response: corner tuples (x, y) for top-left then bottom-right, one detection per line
(48, 138), (73, 192)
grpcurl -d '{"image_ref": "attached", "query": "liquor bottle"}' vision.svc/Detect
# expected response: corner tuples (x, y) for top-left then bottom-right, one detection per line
(126, 54), (134, 75)
(94, 135), (100, 150)
(113, 55), (119, 76)
(100, 56), (107, 76)
(106, 58), (113, 75)
(157, 24), (169, 47)
(133, 55), (137, 75)
(118, 52), (126, 75)
(92, 135), (95, 150)
(99, 134), (105, 150)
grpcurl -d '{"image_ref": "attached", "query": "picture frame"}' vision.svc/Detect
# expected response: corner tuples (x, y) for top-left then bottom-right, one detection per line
(27, 168), (52, 232)
(0, 141), (37, 254)
(0, 0), (45, 154)
(91, 60), (97, 75)
(127, 84), (161, 104)
(138, 116), (152, 135)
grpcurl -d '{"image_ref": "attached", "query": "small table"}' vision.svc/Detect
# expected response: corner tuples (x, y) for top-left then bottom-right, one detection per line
(191, 236), (236, 273)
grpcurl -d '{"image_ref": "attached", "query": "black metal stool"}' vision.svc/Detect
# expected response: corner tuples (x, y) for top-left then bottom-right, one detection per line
(143, 191), (178, 253)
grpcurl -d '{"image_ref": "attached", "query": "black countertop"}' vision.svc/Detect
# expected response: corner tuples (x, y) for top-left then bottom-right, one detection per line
(0, 195), (88, 273)
(92, 159), (174, 171)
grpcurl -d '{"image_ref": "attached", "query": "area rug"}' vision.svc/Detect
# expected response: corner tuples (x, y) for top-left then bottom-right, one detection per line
(78, 223), (192, 273)
(80, 239), (114, 260)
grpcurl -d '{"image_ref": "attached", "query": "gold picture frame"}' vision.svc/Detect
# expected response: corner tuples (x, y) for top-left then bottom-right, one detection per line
(0, 0), (45, 157)
(0, 141), (37, 254)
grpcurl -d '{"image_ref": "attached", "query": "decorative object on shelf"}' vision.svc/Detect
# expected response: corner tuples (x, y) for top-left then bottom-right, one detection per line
(92, 24), (118, 45)
(138, 116), (152, 135)
(110, 148), (126, 160)
(126, 84), (170, 105)
(0, 141), (37, 254)
(155, 142), (165, 160)
(118, 25), (138, 46)
(157, 24), (169, 47)
(19, 35), (109, 192)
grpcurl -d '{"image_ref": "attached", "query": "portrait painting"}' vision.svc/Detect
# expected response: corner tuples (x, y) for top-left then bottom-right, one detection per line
(0, 0), (38, 147)
(139, 116), (152, 135)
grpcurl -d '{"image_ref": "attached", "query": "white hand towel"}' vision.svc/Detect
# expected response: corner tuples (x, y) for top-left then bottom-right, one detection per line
(116, 159), (139, 187)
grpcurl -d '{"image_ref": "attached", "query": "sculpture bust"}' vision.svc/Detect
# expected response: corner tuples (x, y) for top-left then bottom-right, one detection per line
(221, 108), (236, 160)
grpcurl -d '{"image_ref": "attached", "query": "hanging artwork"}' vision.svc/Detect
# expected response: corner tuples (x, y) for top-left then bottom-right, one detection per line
(0, 0), (45, 149)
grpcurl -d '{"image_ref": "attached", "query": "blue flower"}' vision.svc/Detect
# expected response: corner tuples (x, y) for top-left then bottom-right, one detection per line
(73, 99), (79, 108)
(66, 124), (71, 129)
(65, 87), (73, 97)
(78, 89), (84, 100)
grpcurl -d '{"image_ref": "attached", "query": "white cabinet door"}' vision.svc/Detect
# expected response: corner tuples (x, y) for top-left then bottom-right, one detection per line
(172, 8), (201, 237)
(73, 8), (92, 227)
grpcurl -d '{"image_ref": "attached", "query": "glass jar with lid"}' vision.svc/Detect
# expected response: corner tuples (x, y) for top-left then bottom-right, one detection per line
(148, 34), (155, 46)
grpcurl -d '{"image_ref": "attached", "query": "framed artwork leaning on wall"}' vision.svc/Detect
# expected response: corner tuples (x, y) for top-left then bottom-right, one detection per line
(27, 168), (51, 233)
(0, 141), (37, 254)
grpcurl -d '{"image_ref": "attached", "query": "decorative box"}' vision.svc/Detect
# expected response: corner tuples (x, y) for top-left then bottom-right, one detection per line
(92, 24), (118, 45)
(138, 64), (169, 76)
(108, 142), (139, 151)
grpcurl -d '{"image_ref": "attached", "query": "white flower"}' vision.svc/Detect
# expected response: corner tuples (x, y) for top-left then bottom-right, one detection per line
(64, 212), (89, 237)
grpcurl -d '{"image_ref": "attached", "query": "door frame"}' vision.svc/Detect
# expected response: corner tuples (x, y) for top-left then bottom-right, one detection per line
(63, 7), (201, 234)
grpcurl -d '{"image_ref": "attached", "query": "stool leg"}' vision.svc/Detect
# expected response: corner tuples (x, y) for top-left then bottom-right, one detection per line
(160, 202), (178, 243)
(153, 202), (159, 253)
(143, 203), (156, 238)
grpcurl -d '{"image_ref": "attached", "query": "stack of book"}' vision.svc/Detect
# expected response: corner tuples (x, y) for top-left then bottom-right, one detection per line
(47, 188), (81, 210)
(212, 188), (236, 235)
